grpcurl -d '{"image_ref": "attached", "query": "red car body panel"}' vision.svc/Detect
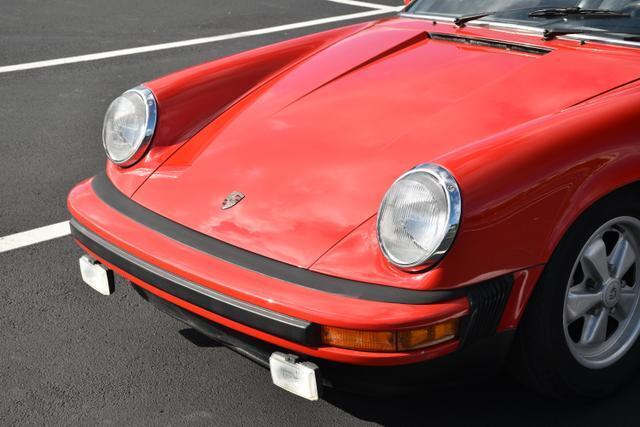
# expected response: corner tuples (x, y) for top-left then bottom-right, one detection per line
(69, 16), (640, 366)
(107, 22), (372, 196)
(133, 19), (640, 276)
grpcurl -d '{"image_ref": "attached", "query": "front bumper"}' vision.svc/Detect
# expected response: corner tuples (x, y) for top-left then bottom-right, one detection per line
(68, 173), (515, 371)
(133, 281), (515, 395)
(72, 219), (318, 345)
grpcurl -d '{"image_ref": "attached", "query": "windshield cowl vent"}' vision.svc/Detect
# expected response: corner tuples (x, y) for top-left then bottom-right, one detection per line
(428, 33), (551, 55)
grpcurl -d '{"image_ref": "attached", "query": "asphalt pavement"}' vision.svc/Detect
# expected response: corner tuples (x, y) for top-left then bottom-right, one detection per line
(1, 1), (639, 425)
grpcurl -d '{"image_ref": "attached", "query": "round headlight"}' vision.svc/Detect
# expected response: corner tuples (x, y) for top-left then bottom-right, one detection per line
(377, 164), (461, 269)
(102, 86), (157, 167)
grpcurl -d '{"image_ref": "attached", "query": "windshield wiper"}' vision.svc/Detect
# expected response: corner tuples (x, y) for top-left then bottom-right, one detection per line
(541, 26), (635, 40)
(529, 7), (629, 18)
(543, 28), (592, 40)
(543, 27), (640, 41)
(454, 13), (492, 28)
(453, 6), (628, 28)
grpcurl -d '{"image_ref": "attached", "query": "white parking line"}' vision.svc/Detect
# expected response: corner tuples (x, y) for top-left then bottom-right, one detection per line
(0, 8), (397, 74)
(0, 221), (70, 253)
(326, 0), (404, 11)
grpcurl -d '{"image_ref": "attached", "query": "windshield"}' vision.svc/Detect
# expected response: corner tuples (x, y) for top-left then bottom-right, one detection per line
(406, 1), (640, 40)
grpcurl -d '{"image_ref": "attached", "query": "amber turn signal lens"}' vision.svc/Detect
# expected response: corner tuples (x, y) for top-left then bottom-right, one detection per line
(320, 318), (460, 352)
(397, 318), (460, 351)
(320, 326), (395, 352)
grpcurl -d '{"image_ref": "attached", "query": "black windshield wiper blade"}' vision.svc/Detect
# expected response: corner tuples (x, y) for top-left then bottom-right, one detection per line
(530, 7), (629, 18)
(542, 27), (605, 40)
(541, 27), (640, 41)
(454, 13), (492, 28)
(454, 6), (628, 28)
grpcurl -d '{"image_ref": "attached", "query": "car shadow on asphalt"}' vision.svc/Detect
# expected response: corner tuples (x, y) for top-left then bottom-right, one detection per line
(178, 328), (222, 348)
(322, 371), (640, 426)
(179, 327), (640, 425)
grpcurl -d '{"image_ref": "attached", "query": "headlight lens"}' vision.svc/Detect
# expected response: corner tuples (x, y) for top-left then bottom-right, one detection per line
(102, 86), (157, 166)
(377, 164), (461, 269)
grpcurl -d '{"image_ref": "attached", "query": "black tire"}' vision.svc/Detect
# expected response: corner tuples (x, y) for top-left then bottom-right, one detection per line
(511, 187), (640, 400)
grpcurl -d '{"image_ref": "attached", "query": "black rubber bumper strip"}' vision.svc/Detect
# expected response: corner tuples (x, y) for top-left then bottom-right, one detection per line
(71, 219), (318, 345)
(89, 172), (465, 305)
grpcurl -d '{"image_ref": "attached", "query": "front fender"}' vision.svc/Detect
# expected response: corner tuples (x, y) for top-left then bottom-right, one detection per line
(311, 81), (640, 295)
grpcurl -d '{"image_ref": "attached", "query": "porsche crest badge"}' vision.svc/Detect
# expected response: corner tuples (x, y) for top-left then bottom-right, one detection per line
(221, 191), (245, 210)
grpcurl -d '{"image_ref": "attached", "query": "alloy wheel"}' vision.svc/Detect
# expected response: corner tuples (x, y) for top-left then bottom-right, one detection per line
(563, 216), (640, 369)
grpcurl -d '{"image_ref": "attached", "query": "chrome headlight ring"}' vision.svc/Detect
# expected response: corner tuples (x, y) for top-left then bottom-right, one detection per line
(102, 85), (157, 167)
(377, 164), (462, 270)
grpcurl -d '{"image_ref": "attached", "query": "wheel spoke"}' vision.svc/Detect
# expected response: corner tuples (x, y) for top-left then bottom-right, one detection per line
(566, 287), (603, 322)
(610, 237), (636, 280)
(616, 288), (637, 320)
(580, 309), (609, 346)
(581, 238), (611, 283)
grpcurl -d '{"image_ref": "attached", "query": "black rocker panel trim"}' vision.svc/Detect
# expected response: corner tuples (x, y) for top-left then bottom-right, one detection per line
(71, 219), (318, 345)
(90, 172), (466, 305)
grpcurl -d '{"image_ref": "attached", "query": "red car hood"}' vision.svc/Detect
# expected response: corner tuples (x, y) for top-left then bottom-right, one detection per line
(132, 20), (640, 268)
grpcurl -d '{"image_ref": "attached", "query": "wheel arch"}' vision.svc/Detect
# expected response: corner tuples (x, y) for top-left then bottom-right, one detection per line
(503, 177), (640, 333)
(544, 167), (640, 267)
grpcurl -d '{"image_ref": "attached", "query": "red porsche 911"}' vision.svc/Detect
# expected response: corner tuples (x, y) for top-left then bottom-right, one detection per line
(68, 0), (640, 401)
